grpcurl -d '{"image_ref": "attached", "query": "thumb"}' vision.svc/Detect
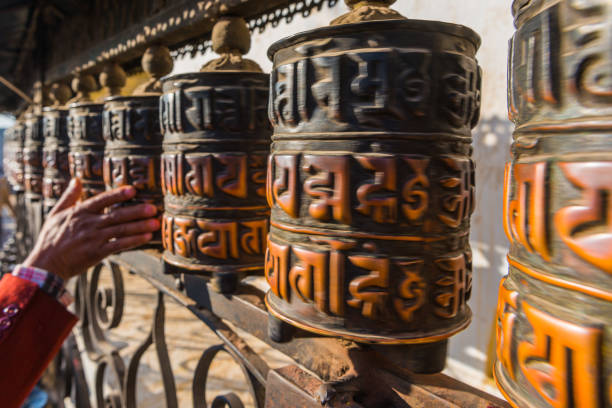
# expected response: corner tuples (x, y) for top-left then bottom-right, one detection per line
(48, 178), (83, 216)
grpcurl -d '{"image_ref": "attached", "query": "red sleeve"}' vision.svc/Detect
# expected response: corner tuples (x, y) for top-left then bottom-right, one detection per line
(0, 274), (77, 408)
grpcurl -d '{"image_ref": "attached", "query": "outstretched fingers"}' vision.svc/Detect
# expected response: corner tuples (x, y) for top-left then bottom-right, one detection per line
(48, 178), (83, 216)
(97, 203), (158, 227)
(80, 186), (137, 213)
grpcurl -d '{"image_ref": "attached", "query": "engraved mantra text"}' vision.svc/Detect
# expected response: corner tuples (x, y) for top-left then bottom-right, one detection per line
(268, 153), (474, 227)
(266, 237), (471, 321)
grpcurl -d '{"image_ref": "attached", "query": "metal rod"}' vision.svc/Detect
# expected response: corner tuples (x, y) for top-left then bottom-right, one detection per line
(0, 76), (33, 104)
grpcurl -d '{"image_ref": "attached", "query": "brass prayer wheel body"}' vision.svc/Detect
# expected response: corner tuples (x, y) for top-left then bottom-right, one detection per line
(13, 122), (25, 192)
(265, 20), (481, 344)
(103, 95), (163, 247)
(495, 1), (612, 407)
(3, 122), (25, 192)
(160, 72), (271, 285)
(24, 112), (44, 240)
(67, 102), (105, 199)
(2, 126), (14, 186)
(24, 112), (43, 199)
(42, 107), (71, 214)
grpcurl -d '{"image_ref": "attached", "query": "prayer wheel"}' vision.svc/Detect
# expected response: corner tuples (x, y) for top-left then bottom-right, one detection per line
(160, 17), (271, 293)
(6, 119), (27, 258)
(103, 51), (172, 249)
(2, 126), (12, 183)
(42, 83), (72, 214)
(265, 0), (481, 357)
(3, 125), (21, 191)
(11, 121), (25, 193)
(67, 74), (106, 200)
(495, 1), (612, 407)
(23, 110), (44, 242)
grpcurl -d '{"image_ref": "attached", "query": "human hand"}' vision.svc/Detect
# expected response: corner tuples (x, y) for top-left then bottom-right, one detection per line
(23, 178), (160, 280)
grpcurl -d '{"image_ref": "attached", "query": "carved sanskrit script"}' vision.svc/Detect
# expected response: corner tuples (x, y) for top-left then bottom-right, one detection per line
(438, 156), (475, 228)
(268, 153), (472, 228)
(161, 85), (269, 134)
(162, 215), (268, 260)
(503, 162), (550, 260)
(69, 152), (104, 181)
(103, 156), (158, 190)
(518, 302), (603, 408)
(267, 154), (300, 218)
(433, 252), (472, 319)
(303, 155), (352, 224)
(555, 161), (612, 274)
(161, 153), (265, 200)
(568, 0), (612, 103)
(266, 236), (471, 322)
(67, 113), (102, 142)
(103, 106), (159, 142)
(270, 50), (477, 130)
(495, 278), (519, 380)
(508, 3), (561, 119)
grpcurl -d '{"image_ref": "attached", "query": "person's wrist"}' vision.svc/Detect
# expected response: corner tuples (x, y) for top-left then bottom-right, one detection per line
(22, 251), (67, 281)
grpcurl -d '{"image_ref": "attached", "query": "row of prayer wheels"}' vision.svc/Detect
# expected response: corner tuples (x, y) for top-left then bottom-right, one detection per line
(4, 0), (481, 372)
(5, 2), (607, 405)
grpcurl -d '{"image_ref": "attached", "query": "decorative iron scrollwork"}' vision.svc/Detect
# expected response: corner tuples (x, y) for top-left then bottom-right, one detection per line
(70, 257), (266, 408)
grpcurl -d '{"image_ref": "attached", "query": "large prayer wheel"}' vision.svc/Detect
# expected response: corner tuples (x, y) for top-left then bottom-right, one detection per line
(103, 51), (171, 249)
(42, 84), (72, 214)
(265, 0), (481, 353)
(495, 1), (612, 407)
(67, 74), (106, 200)
(160, 17), (271, 293)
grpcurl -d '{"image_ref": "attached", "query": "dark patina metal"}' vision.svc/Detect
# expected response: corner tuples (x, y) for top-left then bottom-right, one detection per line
(2, 126), (14, 185)
(103, 95), (163, 246)
(23, 110), (44, 241)
(103, 51), (171, 249)
(160, 17), (271, 293)
(495, 1), (612, 407)
(14, 121), (26, 193)
(0, 0), (526, 406)
(265, 0), (481, 361)
(67, 75), (106, 200)
(42, 105), (71, 215)
(3, 122), (25, 193)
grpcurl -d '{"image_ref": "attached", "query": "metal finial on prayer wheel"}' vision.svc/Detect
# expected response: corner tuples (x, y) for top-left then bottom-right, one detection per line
(103, 47), (172, 249)
(332, 0), (404, 25)
(69, 73), (97, 104)
(67, 74), (105, 199)
(200, 16), (262, 73)
(265, 11), (481, 372)
(99, 62), (127, 98)
(50, 83), (71, 108)
(132, 45), (173, 95)
(346, 0), (396, 7)
(160, 18), (271, 293)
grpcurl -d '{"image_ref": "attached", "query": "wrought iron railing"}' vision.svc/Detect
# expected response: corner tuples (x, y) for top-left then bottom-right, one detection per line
(35, 250), (509, 407)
